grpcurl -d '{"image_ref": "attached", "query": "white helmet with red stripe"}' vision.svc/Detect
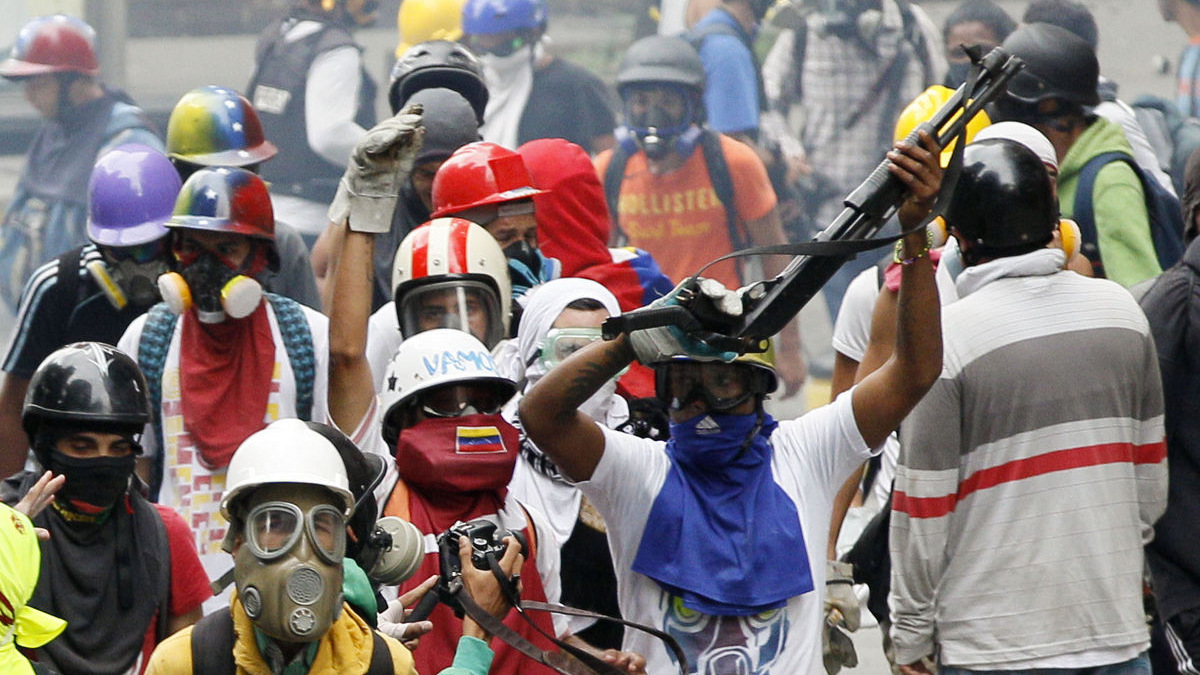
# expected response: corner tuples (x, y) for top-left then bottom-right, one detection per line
(392, 217), (512, 348)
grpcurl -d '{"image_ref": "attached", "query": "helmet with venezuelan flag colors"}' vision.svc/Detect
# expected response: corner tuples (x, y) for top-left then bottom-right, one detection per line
(392, 217), (512, 347)
(893, 85), (990, 167)
(0, 15), (99, 79)
(167, 167), (274, 241)
(378, 329), (517, 446)
(166, 85), (278, 167)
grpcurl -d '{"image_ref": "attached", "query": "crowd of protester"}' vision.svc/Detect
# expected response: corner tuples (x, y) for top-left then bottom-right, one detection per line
(0, 0), (1198, 674)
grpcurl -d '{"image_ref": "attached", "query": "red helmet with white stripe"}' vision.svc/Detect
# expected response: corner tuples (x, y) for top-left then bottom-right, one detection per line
(392, 217), (512, 347)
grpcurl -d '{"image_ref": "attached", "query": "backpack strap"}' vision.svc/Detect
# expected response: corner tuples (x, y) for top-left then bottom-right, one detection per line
(604, 143), (632, 244)
(1073, 150), (1132, 278)
(698, 129), (746, 254)
(265, 292), (315, 421)
(368, 630), (396, 675)
(189, 609), (237, 674)
(137, 303), (179, 502)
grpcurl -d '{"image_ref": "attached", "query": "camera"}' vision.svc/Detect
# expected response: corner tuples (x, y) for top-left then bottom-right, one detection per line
(437, 518), (529, 579)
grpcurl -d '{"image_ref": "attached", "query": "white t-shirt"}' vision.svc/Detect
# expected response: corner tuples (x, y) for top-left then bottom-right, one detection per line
(118, 302), (329, 612)
(366, 301), (402, 391)
(578, 392), (872, 675)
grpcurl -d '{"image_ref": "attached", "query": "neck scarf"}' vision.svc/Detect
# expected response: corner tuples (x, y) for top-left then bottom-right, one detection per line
(179, 301), (275, 469)
(632, 411), (814, 615)
(392, 414), (519, 534)
(479, 40), (541, 149)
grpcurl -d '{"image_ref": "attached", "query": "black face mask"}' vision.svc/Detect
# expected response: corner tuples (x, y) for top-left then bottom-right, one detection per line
(503, 240), (544, 290)
(46, 451), (136, 511)
(181, 253), (240, 313)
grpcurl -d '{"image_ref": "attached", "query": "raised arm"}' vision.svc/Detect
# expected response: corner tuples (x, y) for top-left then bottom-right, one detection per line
(519, 336), (636, 482)
(851, 132), (944, 449)
(327, 223), (378, 433)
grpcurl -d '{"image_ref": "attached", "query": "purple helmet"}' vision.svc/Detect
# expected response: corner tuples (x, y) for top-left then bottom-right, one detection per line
(87, 144), (182, 248)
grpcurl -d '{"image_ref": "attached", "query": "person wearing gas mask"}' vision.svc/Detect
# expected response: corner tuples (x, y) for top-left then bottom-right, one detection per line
(145, 418), (527, 675)
(460, 0), (615, 154)
(503, 278), (630, 651)
(595, 36), (805, 398)
(0, 15), (161, 317)
(165, 84), (322, 309)
(428, 141), (560, 308)
(118, 166), (330, 613)
(324, 120), (646, 670)
(0, 342), (209, 675)
(247, 0), (379, 236)
(760, 0), (943, 323)
(0, 144), (180, 476)
(520, 129), (943, 675)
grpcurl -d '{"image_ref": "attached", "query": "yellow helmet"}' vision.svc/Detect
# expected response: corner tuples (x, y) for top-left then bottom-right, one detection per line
(893, 85), (991, 167)
(396, 0), (466, 58)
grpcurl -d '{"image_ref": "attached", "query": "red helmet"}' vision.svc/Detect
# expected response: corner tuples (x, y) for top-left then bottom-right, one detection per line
(0, 15), (99, 79)
(430, 142), (545, 218)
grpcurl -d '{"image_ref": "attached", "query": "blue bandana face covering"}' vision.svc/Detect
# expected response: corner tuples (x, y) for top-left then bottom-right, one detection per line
(632, 410), (815, 616)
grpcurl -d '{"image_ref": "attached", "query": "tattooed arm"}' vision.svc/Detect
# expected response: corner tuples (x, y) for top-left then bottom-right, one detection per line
(518, 334), (637, 482)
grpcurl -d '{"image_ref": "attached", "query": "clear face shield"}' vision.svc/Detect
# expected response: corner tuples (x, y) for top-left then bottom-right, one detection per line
(399, 280), (505, 348)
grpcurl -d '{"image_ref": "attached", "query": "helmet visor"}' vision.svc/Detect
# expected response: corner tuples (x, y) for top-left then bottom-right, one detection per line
(399, 280), (504, 347)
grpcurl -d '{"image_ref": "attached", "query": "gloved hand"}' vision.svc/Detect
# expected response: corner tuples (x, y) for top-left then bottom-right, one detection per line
(823, 620), (859, 675)
(825, 560), (861, 632)
(628, 277), (743, 366)
(328, 104), (425, 233)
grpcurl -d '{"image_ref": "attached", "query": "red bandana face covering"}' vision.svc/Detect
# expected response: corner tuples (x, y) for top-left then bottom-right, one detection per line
(179, 301), (274, 469)
(392, 414), (519, 534)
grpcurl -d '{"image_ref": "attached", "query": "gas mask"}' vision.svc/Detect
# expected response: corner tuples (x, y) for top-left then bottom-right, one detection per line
(158, 252), (262, 323)
(89, 242), (171, 310)
(802, 0), (882, 42)
(234, 489), (346, 644)
(627, 109), (695, 162)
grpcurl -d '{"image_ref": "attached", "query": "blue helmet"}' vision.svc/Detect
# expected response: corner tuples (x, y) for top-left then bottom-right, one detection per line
(462, 0), (546, 35)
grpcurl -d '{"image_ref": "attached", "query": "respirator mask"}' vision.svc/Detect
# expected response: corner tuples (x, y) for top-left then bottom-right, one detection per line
(89, 240), (170, 310)
(158, 249), (263, 323)
(234, 490), (347, 643)
(622, 86), (699, 162)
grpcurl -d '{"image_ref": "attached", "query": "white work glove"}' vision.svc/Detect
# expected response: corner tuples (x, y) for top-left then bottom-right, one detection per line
(823, 560), (861, 674)
(628, 278), (745, 366)
(825, 560), (861, 632)
(327, 104), (425, 233)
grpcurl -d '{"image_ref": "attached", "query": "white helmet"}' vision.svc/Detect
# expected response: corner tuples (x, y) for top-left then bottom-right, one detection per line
(221, 419), (356, 519)
(379, 329), (517, 446)
(392, 217), (513, 348)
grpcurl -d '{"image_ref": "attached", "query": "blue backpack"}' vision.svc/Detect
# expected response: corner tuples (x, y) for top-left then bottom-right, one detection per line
(1073, 151), (1186, 278)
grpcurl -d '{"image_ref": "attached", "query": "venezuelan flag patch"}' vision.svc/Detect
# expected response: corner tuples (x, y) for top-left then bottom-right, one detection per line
(455, 426), (507, 454)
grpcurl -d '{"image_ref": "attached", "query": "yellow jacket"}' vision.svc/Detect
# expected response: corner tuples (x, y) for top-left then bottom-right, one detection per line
(144, 594), (415, 675)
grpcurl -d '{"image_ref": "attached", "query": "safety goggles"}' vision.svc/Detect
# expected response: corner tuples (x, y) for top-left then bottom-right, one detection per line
(417, 383), (508, 418)
(102, 238), (168, 265)
(538, 327), (604, 369)
(658, 361), (758, 412)
(246, 501), (347, 565)
(458, 199), (536, 228)
(466, 34), (528, 58)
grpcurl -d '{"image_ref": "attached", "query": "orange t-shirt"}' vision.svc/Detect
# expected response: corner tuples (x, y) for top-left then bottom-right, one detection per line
(595, 134), (777, 288)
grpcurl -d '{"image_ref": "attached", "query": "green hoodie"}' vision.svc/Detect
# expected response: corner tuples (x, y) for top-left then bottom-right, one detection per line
(1057, 116), (1161, 287)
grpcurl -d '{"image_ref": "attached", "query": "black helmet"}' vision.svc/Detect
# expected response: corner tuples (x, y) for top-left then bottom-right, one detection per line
(301, 421), (386, 561)
(1001, 22), (1099, 107)
(22, 342), (151, 452)
(616, 35), (705, 98)
(389, 40), (489, 123)
(947, 139), (1057, 255)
